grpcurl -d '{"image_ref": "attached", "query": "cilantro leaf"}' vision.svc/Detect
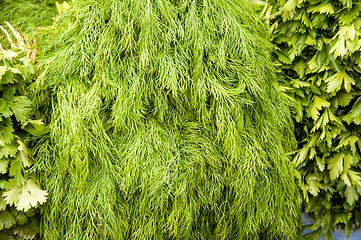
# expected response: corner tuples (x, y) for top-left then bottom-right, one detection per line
(327, 153), (344, 180)
(0, 159), (10, 174)
(8, 160), (25, 186)
(8, 96), (32, 123)
(16, 141), (32, 168)
(3, 179), (48, 212)
(345, 185), (359, 206)
(0, 192), (6, 211)
(0, 144), (18, 159)
(0, 124), (14, 146)
(22, 119), (50, 136)
(0, 209), (16, 230)
(307, 96), (331, 120)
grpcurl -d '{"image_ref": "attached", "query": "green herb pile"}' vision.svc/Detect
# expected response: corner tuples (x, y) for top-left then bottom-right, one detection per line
(0, 24), (48, 240)
(0, 0), (58, 33)
(262, 0), (361, 239)
(34, 0), (301, 239)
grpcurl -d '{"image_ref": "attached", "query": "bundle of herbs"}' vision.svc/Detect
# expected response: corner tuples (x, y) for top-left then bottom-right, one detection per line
(0, 22), (48, 240)
(0, 0), (58, 32)
(0, 0), (59, 48)
(261, 0), (361, 239)
(34, 0), (301, 239)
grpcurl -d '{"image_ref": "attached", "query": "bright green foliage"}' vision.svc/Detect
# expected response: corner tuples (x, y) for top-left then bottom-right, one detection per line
(34, 0), (301, 239)
(262, 0), (361, 239)
(0, 0), (58, 33)
(0, 0), (59, 51)
(0, 40), (48, 239)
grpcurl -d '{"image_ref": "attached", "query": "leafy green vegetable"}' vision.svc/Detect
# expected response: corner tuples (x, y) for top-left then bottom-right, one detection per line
(262, 0), (361, 238)
(0, 25), (48, 240)
(0, 0), (58, 48)
(34, 0), (301, 239)
(3, 179), (47, 212)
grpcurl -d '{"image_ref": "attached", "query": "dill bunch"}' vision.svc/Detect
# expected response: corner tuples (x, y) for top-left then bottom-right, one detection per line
(0, 0), (58, 48)
(0, 0), (58, 31)
(33, 0), (301, 239)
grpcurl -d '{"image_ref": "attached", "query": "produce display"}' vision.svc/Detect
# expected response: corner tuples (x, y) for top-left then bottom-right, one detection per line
(261, 0), (361, 239)
(7, 0), (360, 239)
(0, 0), (58, 47)
(33, 0), (301, 239)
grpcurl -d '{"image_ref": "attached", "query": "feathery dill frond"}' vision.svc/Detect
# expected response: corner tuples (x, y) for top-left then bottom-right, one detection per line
(0, 0), (58, 46)
(34, 0), (301, 239)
